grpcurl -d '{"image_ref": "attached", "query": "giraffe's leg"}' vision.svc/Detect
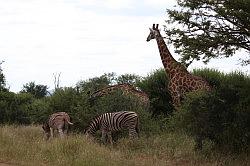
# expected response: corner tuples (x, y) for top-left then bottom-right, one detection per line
(172, 94), (181, 108)
(168, 83), (181, 108)
(169, 90), (180, 107)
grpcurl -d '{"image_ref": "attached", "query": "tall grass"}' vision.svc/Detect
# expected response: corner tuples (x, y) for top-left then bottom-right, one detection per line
(0, 125), (249, 166)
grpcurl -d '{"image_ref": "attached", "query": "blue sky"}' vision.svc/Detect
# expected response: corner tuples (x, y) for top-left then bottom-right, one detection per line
(0, 0), (249, 92)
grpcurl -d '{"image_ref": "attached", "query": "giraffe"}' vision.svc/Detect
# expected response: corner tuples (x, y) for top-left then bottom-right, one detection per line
(88, 83), (149, 107)
(146, 24), (212, 108)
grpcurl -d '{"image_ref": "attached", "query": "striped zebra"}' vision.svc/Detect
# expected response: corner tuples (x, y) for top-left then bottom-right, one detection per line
(85, 111), (139, 144)
(42, 112), (73, 140)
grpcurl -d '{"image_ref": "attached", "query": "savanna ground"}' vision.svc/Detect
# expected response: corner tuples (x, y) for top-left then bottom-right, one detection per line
(0, 125), (249, 166)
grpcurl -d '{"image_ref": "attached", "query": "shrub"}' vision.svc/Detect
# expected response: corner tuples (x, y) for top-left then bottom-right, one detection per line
(170, 70), (250, 152)
(27, 98), (52, 124)
(137, 68), (173, 117)
(0, 92), (34, 124)
(169, 90), (229, 149)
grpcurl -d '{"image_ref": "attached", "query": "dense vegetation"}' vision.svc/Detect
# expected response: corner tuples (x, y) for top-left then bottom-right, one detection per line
(0, 66), (249, 154)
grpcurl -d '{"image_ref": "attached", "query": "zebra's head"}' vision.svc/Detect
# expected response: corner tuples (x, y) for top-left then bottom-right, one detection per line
(42, 121), (50, 140)
(85, 116), (101, 136)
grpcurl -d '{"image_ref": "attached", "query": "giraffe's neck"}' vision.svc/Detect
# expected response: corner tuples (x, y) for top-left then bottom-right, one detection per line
(90, 84), (125, 98)
(155, 32), (184, 77)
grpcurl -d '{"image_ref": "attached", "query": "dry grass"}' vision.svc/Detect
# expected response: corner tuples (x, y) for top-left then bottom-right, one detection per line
(0, 125), (249, 166)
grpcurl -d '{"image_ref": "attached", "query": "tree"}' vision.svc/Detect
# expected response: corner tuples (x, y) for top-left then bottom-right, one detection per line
(0, 61), (8, 92)
(137, 68), (173, 117)
(116, 74), (141, 86)
(20, 82), (48, 99)
(76, 73), (116, 93)
(165, 0), (250, 66)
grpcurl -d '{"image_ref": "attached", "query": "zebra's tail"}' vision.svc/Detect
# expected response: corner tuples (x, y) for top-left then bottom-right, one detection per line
(67, 120), (74, 125)
(64, 116), (73, 125)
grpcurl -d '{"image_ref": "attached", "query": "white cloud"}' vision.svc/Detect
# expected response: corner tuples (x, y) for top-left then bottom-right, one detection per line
(104, 0), (134, 9)
(65, 0), (134, 10)
(144, 0), (177, 8)
(0, 0), (248, 92)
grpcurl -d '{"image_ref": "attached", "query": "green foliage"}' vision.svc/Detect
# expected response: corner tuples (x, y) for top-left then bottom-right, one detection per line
(137, 68), (173, 117)
(170, 69), (250, 152)
(20, 82), (48, 99)
(116, 73), (141, 85)
(193, 69), (250, 110)
(165, 0), (250, 65)
(0, 61), (8, 92)
(76, 73), (115, 93)
(0, 92), (34, 124)
(77, 72), (141, 94)
(48, 87), (79, 113)
(28, 98), (52, 124)
(169, 91), (229, 149)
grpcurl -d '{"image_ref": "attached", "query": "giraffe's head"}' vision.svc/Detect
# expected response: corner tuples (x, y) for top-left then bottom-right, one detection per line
(146, 24), (160, 42)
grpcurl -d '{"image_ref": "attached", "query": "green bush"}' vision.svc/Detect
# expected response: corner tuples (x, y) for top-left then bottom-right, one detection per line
(193, 69), (250, 109)
(170, 70), (250, 152)
(169, 90), (229, 149)
(27, 98), (52, 124)
(137, 68), (173, 117)
(0, 92), (34, 124)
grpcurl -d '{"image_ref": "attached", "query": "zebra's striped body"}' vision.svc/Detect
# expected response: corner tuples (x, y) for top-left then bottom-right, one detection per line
(85, 111), (139, 144)
(42, 112), (73, 140)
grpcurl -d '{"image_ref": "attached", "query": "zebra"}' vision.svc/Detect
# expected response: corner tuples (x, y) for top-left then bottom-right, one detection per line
(85, 111), (139, 144)
(42, 112), (73, 140)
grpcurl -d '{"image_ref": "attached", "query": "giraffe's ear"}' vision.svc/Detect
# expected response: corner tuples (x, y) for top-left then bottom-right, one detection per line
(149, 28), (153, 31)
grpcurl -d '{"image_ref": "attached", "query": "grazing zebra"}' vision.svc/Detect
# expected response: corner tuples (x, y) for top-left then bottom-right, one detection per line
(42, 112), (73, 140)
(85, 111), (139, 144)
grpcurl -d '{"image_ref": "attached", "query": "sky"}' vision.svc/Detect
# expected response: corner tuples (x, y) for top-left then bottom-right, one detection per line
(0, 0), (249, 92)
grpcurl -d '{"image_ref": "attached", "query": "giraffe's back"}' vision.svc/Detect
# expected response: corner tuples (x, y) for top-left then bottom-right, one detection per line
(172, 72), (211, 92)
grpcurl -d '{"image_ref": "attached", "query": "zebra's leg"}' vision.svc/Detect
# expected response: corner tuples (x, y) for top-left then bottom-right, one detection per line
(50, 127), (54, 139)
(64, 123), (69, 136)
(58, 128), (64, 138)
(101, 130), (107, 144)
(107, 131), (113, 145)
(128, 128), (138, 139)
